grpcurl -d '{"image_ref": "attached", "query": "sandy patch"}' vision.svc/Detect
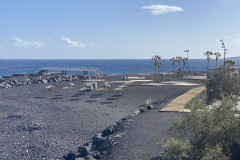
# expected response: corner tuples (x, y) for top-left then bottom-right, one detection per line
(141, 81), (199, 86)
(141, 83), (165, 86)
(111, 80), (152, 84)
(127, 77), (146, 80)
(83, 79), (106, 82)
(131, 80), (152, 82)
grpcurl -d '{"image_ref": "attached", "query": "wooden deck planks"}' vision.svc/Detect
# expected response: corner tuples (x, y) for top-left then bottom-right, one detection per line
(159, 86), (206, 112)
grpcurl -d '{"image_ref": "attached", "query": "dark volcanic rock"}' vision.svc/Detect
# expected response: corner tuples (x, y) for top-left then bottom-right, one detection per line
(102, 123), (119, 137)
(147, 105), (154, 110)
(78, 146), (90, 157)
(0, 74), (99, 89)
(92, 135), (108, 148)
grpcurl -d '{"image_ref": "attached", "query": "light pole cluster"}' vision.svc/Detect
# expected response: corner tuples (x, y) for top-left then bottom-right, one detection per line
(220, 39), (227, 67)
(184, 50), (190, 60)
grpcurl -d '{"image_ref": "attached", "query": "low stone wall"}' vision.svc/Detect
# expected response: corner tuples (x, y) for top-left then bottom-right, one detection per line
(0, 74), (99, 89)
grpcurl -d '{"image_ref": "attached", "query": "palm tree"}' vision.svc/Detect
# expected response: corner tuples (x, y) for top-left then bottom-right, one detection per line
(214, 52), (221, 68)
(176, 56), (182, 70)
(170, 57), (177, 74)
(176, 56), (182, 78)
(157, 61), (162, 82)
(152, 55), (161, 83)
(225, 60), (235, 68)
(182, 57), (188, 73)
(176, 56), (182, 77)
(204, 51), (213, 69)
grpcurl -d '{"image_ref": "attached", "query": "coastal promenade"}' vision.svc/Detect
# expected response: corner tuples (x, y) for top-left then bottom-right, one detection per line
(159, 85), (206, 112)
(0, 72), (205, 159)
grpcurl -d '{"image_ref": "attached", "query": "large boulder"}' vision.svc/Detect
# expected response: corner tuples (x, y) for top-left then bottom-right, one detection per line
(102, 123), (118, 137)
(147, 105), (154, 110)
(78, 146), (90, 157)
(92, 135), (108, 148)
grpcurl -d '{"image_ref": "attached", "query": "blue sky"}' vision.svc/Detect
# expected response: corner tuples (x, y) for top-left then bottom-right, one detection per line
(0, 0), (239, 59)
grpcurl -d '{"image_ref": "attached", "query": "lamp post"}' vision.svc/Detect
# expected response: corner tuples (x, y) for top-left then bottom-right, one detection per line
(184, 50), (190, 71)
(220, 39), (227, 67)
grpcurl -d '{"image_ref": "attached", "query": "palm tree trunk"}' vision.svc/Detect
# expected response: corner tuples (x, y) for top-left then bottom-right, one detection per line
(216, 59), (218, 68)
(157, 65), (160, 83)
(155, 63), (157, 83)
(177, 61), (180, 77)
(173, 64), (174, 74)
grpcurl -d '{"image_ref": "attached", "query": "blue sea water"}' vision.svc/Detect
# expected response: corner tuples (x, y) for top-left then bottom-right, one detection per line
(0, 59), (239, 78)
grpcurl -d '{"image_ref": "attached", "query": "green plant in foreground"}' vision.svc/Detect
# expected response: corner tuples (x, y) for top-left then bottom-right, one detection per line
(205, 66), (240, 103)
(160, 97), (240, 160)
(161, 138), (192, 160)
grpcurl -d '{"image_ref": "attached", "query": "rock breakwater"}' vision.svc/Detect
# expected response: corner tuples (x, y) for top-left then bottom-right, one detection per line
(0, 74), (99, 89)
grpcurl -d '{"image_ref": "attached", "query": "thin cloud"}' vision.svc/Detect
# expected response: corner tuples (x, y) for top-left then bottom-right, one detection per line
(89, 42), (95, 47)
(224, 35), (233, 39)
(142, 4), (183, 15)
(230, 38), (240, 44)
(12, 37), (45, 48)
(223, 36), (240, 44)
(60, 37), (85, 48)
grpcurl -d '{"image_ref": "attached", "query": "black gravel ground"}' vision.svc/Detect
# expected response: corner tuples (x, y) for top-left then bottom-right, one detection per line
(0, 73), (200, 159)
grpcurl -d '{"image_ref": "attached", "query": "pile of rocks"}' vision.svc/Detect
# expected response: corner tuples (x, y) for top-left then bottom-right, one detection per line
(65, 105), (155, 160)
(64, 118), (127, 160)
(0, 74), (99, 89)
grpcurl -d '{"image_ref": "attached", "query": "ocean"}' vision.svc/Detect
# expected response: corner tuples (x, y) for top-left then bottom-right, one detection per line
(0, 59), (239, 78)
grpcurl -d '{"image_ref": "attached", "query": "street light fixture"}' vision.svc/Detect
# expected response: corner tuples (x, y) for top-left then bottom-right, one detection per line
(184, 50), (190, 60)
(220, 39), (227, 67)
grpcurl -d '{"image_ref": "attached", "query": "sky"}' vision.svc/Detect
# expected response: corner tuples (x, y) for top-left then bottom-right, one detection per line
(0, 0), (239, 59)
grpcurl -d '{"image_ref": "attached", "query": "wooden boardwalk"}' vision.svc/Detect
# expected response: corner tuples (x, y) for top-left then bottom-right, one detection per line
(159, 86), (206, 112)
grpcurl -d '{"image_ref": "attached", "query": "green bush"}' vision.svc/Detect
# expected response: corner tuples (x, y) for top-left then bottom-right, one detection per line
(205, 67), (240, 103)
(161, 97), (240, 160)
(161, 138), (192, 160)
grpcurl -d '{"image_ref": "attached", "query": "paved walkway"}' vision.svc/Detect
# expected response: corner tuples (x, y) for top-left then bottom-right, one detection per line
(159, 86), (206, 112)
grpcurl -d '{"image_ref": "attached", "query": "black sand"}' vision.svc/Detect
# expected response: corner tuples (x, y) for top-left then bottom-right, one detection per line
(0, 73), (200, 159)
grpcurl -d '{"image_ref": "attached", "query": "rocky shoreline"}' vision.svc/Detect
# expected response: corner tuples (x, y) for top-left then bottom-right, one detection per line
(0, 74), (100, 89)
